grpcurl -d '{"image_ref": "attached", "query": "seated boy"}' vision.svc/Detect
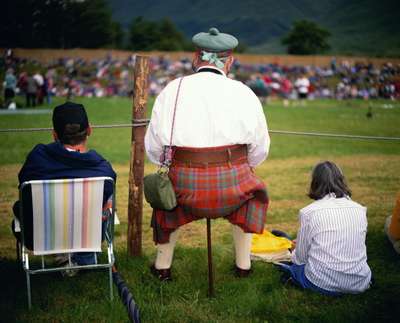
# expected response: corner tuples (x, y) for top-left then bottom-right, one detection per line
(12, 101), (116, 266)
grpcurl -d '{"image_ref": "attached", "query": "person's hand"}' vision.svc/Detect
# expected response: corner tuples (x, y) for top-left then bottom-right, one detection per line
(291, 240), (297, 250)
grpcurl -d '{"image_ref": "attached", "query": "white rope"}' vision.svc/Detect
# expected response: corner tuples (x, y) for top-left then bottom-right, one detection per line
(0, 123), (399, 142)
(0, 122), (150, 133)
(269, 130), (400, 141)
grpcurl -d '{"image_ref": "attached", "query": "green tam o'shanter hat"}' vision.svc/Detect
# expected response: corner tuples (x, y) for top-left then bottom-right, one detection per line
(192, 27), (238, 52)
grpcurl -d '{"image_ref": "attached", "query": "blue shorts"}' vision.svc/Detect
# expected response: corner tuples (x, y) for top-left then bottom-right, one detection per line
(278, 263), (342, 297)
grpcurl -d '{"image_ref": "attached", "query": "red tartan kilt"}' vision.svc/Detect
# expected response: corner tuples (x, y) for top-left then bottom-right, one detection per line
(169, 163), (265, 219)
(151, 161), (269, 244)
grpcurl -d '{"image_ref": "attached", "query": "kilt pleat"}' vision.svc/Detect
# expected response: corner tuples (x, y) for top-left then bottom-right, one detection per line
(151, 162), (269, 244)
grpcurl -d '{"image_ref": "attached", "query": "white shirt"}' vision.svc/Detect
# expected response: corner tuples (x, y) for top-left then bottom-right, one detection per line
(33, 73), (44, 86)
(295, 77), (310, 94)
(293, 194), (372, 293)
(145, 66), (270, 167)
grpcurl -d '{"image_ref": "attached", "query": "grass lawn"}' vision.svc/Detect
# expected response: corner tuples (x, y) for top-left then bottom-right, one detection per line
(0, 97), (400, 322)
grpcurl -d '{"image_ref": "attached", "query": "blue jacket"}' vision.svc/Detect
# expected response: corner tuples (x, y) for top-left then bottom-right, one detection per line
(15, 141), (116, 249)
(19, 141), (116, 201)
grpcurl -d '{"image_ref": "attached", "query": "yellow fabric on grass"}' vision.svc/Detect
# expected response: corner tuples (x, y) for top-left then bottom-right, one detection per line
(251, 230), (292, 253)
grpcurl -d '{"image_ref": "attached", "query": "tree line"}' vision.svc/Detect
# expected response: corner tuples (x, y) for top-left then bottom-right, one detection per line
(1, 0), (331, 54)
(1, 0), (190, 51)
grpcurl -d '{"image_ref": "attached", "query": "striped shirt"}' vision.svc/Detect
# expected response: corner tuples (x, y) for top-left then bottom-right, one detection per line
(293, 194), (372, 293)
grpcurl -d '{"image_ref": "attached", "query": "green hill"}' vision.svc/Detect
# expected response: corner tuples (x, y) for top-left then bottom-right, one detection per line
(109, 0), (400, 57)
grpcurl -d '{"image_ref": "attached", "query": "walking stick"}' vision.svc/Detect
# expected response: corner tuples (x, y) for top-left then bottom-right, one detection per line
(206, 218), (215, 297)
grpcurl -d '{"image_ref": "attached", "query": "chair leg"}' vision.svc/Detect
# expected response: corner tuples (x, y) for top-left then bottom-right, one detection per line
(16, 240), (21, 262)
(26, 271), (32, 309)
(109, 267), (113, 301)
(206, 218), (214, 297)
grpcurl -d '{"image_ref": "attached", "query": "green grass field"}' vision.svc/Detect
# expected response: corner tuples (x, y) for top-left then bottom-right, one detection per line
(0, 97), (400, 322)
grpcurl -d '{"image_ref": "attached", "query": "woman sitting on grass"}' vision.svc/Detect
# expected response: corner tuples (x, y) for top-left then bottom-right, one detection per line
(278, 161), (372, 295)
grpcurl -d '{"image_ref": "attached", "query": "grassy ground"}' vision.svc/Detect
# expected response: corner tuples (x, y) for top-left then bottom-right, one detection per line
(0, 97), (400, 322)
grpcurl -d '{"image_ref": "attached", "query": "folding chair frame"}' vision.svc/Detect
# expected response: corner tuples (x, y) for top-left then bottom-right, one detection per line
(18, 177), (116, 309)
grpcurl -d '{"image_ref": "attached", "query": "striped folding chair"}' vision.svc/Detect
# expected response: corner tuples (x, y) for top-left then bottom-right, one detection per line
(17, 177), (115, 309)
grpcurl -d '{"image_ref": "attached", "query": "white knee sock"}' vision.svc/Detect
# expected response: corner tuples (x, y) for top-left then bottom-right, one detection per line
(155, 229), (179, 270)
(232, 224), (253, 270)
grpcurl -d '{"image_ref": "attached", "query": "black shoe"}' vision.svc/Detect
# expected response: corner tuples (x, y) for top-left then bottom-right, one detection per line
(150, 265), (172, 282)
(280, 273), (295, 286)
(234, 265), (252, 278)
(271, 229), (292, 240)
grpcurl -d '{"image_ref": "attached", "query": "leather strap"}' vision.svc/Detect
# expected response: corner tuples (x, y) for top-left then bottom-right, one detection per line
(169, 77), (183, 147)
(162, 77), (184, 167)
(172, 144), (247, 167)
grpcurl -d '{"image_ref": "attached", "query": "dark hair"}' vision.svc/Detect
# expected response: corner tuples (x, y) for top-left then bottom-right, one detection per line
(58, 124), (88, 145)
(308, 161), (351, 200)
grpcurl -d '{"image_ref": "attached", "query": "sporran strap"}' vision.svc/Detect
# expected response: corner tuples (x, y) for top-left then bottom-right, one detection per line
(163, 77), (184, 167)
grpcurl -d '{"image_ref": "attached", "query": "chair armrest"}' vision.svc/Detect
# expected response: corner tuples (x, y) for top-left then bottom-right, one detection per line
(14, 217), (21, 232)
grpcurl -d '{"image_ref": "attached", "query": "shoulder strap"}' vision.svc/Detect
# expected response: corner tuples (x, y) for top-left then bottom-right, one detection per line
(169, 77), (184, 147)
(163, 77), (183, 166)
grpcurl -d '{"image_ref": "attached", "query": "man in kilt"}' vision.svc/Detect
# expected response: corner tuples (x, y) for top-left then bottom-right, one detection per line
(145, 27), (270, 280)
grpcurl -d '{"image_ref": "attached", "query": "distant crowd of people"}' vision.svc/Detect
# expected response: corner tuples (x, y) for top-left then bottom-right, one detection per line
(243, 59), (400, 104)
(2, 52), (135, 109)
(2, 50), (400, 109)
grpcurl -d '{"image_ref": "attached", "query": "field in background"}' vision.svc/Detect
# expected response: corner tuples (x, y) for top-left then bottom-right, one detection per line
(1, 97), (400, 165)
(0, 97), (399, 322)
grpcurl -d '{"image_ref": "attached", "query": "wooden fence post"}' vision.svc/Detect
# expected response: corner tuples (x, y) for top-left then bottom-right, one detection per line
(127, 55), (150, 256)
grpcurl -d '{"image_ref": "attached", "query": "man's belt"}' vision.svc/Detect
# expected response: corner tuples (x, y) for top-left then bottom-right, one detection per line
(172, 144), (248, 167)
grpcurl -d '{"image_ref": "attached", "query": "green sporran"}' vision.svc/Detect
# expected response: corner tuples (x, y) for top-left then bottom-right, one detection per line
(143, 168), (177, 210)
